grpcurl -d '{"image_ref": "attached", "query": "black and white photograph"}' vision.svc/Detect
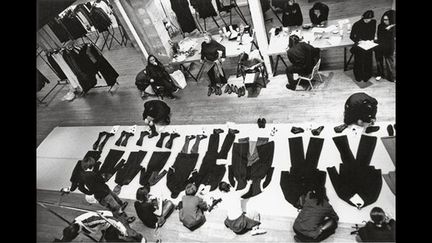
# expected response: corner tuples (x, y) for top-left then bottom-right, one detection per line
(36, 0), (396, 242)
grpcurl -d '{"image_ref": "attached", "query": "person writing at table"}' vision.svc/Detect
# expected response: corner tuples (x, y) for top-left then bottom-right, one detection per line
(282, 0), (303, 27)
(201, 32), (227, 96)
(309, 2), (329, 26)
(350, 10), (377, 82)
(146, 55), (179, 99)
(375, 10), (395, 82)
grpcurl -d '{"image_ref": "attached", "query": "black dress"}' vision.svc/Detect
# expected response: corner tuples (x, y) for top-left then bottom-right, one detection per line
(350, 19), (377, 82)
(170, 0), (197, 33)
(282, 3), (303, 27)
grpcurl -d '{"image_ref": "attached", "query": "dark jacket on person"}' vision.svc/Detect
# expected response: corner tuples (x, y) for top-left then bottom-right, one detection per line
(358, 219), (396, 242)
(82, 171), (112, 200)
(350, 19), (376, 44)
(293, 192), (339, 239)
(287, 42), (319, 75)
(135, 69), (152, 91)
(309, 3), (329, 25)
(142, 100), (171, 124)
(376, 10), (395, 56)
(179, 195), (208, 230)
(282, 3), (303, 27)
(190, 0), (217, 19)
(201, 40), (226, 62)
(134, 201), (158, 228)
(146, 63), (172, 83)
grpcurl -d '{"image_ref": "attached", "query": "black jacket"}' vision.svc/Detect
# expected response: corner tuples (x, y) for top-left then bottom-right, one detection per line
(287, 42), (319, 75)
(135, 69), (151, 91)
(309, 3), (329, 25)
(190, 0), (217, 19)
(146, 63), (172, 83)
(170, 0), (197, 33)
(280, 137), (327, 209)
(201, 40), (226, 62)
(343, 92), (378, 125)
(89, 6), (112, 32)
(376, 23), (395, 56)
(358, 219), (396, 242)
(327, 135), (382, 209)
(350, 19), (376, 43)
(134, 201), (158, 228)
(282, 3), (303, 27)
(48, 18), (71, 43)
(82, 171), (111, 200)
(62, 49), (97, 93)
(142, 100), (171, 124)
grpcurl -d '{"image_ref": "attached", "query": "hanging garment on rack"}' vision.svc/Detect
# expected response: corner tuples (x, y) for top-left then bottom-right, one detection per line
(75, 3), (95, 27)
(37, 70), (50, 92)
(85, 44), (119, 86)
(48, 19), (70, 43)
(46, 53), (67, 80)
(190, 0), (217, 19)
(170, 0), (197, 33)
(90, 6), (112, 33)
(62, 14), (88, 40)
(94, 0), (117, 27)
(327, 135), (382, 209)
(280, 137), (327, 209)
(51, 52), (82, 90)
(62, 49), (97, 93)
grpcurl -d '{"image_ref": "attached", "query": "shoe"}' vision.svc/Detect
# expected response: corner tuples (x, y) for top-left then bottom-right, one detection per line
(233, 85), (239, 94)
(375, 76), (382, 81)
(207, 87), (213, 97)
(251, 228), (267, 236)
(291, 126), (304, 134)
(240, 86), (246, 97)
(365, 126), (380, 134)
(311, 126), (324, 136)
(237, 87), (242, 97)
(213, 128), (224, 134)
(334, 124), (348, 133)
(227, 84), (233, 94)
(127, 216), (136, 224)
(228, 128), (239, 134)
(387, 124), (394, 136)
(121, 201), (128, 211)
(218, 86), (223, 95)
(224, 84), (230, 93)
(261, 118), (266, 128)
(285, 84), (295, 91)
(257, 118), (262, 128)
(113, 184), (122, 195)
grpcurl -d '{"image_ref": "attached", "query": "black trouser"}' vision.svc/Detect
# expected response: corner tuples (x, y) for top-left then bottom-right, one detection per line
(294, 217), (338, 242)
(166, 153), (199, 198)
(218, 133), (236, 160)
(242, 141), (275, 199)
(207, 64), (227, 87)
(229, 142), (249, 190)
(280, 137), (326, 208)
(285, 65), (307, 88)
(327, 135), (382, 208)
(375, 49), (395, 81)
(139, 151), (171, 186)
(115, 151), (147, 186)
(352, 46), (373, 82)
(99, 149), (125, 180)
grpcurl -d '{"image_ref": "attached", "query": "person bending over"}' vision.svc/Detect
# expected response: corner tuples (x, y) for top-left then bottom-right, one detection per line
(357, 207), (395, 242)
(218, 181), (266, 236)
(54, 210), (144, 242)
(178, 183), (208, 231)
(201, 32), (227, 95)
(142, 100), (171, 138)
(375, 10), (395, 82)
(134, 183), (175, 229)
(146, 55), (179, 99)
(285, 34), (320, 90)
(293, 188), (339, 242)
(309, 2), (329, 26)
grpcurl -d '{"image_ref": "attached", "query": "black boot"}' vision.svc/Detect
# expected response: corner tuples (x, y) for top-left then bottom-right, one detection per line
(291, 126), (304, 134)
(311, 126), (324, 136)
(387, 124), (394, 136)
(228, 128), (239, 134)
(149, 124), (159, 138)
(334, 124), (348, 133)
(365, 126), (380, 134)
(213, 128), (224, 134)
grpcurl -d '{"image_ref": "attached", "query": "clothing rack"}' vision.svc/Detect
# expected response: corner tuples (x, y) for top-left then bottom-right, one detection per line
(36, 46), (69, 104)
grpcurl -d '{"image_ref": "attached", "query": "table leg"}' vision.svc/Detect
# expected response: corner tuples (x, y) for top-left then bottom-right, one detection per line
(180, 63), (198, 82)
(196, 63), (206, 82)
(273, 55), (280, 76)
(344, 47), (347, 71)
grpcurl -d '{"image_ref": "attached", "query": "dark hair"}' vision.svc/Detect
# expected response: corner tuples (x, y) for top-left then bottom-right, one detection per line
(147, 55), (161, 66)
(381, 9), (395, 25)
(62, 223), (80, 242)
(218, 181), (231, 192)
(362, 10), (374, 19)
(185, 183), (197, 195)
(312, 2), (324, 11)
(288, 34), (301, 48)
(370, 207), (386, 225)
(240, 52), (249, 62)
(310, 187), (328, 206)
(136, 185), (150, 201)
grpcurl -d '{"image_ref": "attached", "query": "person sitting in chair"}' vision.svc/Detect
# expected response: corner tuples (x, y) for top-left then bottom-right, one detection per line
(309, 2), (329, 26)
(285, 34), (320, 91)
(146, 55), (179, 99)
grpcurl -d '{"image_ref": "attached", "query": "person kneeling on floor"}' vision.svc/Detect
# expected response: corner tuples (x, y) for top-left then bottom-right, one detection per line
(293, 188), (339, 242)
(178, 183), (208, 231)
(134, 183), (175, 229)
(54, 210), (145, 242)
(142, 100), (171, 138)
(218, 181), (267, 236)
(356, 207), (395, 242)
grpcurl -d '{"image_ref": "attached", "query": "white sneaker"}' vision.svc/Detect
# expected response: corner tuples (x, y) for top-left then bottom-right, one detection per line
(375, 76), (382, 81)
(251, 228), (267, 236)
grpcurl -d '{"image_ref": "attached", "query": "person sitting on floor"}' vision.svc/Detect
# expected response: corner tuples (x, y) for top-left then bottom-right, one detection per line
(293, 188), (339, 242)
(178, 183), (208, 231)
(146, 55), (179, 99)
(218, 181), (267, 236)
(142, 100), (171, 138)
(357, 207), (395, 242)
(309, 2), (329, 26)
(134, 183), (175, 229)
(201, 32), (227, 96)
(62, 156), (101, 195)
(285, 34), (320, 91)
(54, 210), (144, 242)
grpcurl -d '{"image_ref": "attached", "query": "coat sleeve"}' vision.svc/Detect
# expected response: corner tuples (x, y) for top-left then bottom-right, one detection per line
(350, 22), (359, 43)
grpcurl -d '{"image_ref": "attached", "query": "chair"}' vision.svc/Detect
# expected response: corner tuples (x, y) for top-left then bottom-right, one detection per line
(295, 59), (323, 91)
(237, 52), (269, 88)
(215, 0), (248, 26)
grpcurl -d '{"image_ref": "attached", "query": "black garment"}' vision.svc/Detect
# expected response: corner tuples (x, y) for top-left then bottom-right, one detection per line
(86, 44), (119, 86)
(343, 92), (378, 125)
(375, 11), (395, 81)
(37, 70), (50, 92)
(201, 40), (226, 62)
(358, 219), (396, 242)
(62, 49), (97, 93)
(327, 135), (382, 209)
(46, 53), (67, 80)
(140, 151), (171, 186)
(280, 137), (326, 209)
(260, 0), (271, 13)
(134, 201), (158, 228)
(286, 43), (320, 87)
(282, 3), (303, 27)
(146, 63), (176, 95)
(170, 0), (197, 33)
(115, 131), (134, 146)
(74, 4), (94, 27)
(142, 100), (171, 124)
(190, 0), (217, 19)
(62, 14), (88, 40)
(99, 149), (125, 180)
(135, 69), (152, 91)
(82, 171), (111, 199)
(350, 19), (376, 82)
(70, 150), (102, 193)
(166, 153), (200, 198)
(48, 19), (70, 43)
(309, 3), (329, 25)
(115, 151), (147, 186)
(156, 132), (170, 148)
(218, 132), (236, 159)
(89, 6), (112, 32)
(229, 142), (249, 190)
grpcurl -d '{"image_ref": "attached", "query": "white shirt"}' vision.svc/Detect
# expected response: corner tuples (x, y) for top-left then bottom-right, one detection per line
(222, 191), (244, 220)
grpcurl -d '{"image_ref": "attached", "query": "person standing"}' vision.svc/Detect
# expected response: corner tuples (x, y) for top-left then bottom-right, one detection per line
(375, 10), (395, 82)
(350, 10), (377, 82)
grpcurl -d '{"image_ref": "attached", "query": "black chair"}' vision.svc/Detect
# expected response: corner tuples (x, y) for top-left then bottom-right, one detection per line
(215, 0), (248, 26)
